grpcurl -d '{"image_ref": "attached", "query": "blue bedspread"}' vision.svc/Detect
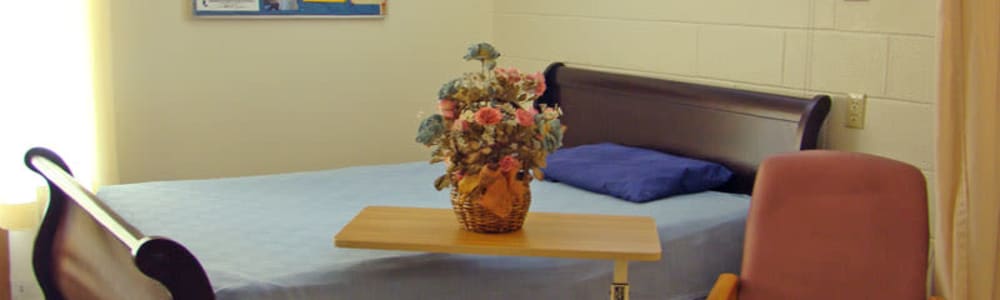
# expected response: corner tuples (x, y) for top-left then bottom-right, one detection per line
(98, 162), (749, 300)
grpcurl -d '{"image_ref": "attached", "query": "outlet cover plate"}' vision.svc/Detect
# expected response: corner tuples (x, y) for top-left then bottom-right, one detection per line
(846, 93), (866, 129)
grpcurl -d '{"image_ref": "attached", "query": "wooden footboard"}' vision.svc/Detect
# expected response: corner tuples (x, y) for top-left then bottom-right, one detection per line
(24, 148), (214, 300)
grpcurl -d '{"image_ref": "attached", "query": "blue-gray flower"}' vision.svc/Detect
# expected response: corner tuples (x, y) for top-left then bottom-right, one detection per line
(463, 42), (501, 62)
(540, 119), (564, 152)
(438, 78), (461, 100)
(464, 42), (500, 71)
(416, 114), (446, 145)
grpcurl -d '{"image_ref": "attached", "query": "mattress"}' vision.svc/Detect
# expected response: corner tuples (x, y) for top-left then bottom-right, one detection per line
(98, 162), (749, 300)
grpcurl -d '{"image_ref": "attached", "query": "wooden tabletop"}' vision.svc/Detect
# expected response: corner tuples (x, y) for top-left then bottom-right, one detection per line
(334, 206), (661, 261)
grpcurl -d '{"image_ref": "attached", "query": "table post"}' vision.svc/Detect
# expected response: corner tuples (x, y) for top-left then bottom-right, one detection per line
(610, 259), (629, 300)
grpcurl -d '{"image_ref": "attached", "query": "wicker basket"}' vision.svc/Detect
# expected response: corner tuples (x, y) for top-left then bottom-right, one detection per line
(450, 180), (531, 233)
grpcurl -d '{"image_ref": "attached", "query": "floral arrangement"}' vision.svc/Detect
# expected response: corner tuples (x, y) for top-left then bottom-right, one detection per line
(416, 43), (565, 218)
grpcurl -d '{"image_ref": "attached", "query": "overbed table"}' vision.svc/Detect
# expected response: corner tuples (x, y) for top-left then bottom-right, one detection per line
(334, 206), (662, 300)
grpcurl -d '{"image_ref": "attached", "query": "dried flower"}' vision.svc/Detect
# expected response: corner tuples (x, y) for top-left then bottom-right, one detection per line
(452, 119), (469, 131)
(439, 99), (457, 120)
(529, 72), (547, 95)
(415, 114), (445, 145)
(464, 43), (501, 62)
(543, 107), (560, 120)
(459, 110), (475, 122)
(499, 155), (522, 173)
(439, 78), (461, 100)
(465, 42), (501, 72)
(474, 107), (502, 125)
(515, 108), (537, 127)
(495, 67), (521, 83)
(417, 43), (565, 192)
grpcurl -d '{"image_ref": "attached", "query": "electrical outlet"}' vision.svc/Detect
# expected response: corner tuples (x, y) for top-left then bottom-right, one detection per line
(12, 280), (43, 299)
(846, 93), (866, 129)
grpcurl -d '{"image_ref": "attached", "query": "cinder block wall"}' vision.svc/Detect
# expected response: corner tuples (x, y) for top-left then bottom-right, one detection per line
(491, 0), (938, 214)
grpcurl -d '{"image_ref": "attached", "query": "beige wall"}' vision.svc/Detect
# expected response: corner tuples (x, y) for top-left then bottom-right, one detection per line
(107, 1), (494, 183)
(103, 1), (938, 187)
(492, 0), (938, 181)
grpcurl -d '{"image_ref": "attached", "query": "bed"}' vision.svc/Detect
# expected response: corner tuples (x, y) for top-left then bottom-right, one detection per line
(25, 63), (830, 300)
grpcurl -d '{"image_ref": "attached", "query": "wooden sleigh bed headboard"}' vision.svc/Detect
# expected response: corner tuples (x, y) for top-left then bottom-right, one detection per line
(23, 64), (829, 299)
(536, 63), (831, 194)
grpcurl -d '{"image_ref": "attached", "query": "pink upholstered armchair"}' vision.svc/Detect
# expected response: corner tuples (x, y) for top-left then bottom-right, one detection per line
(707, 150), (941, 300)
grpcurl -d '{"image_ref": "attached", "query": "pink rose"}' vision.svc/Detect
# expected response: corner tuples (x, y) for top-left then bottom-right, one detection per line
(499, 155), (522, 173)
(439, 99), (457, 120)
(531, 72), (547, 95)
(494, 67), (509, 79)
(494, 67), (521, 81)
(506, 68), (522, 83)
(474, 107), (503, 125)
(515, 108), (537, 127)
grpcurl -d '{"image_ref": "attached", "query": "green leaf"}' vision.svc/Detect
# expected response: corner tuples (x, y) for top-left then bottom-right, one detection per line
(458, 174), (482, 194)
(533, 153), (547, 168)
(532, 168), (544, 180)
(434, 175), (451, 191)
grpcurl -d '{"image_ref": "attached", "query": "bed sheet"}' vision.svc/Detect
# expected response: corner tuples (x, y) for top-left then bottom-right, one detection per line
(98, 162), (749, 300)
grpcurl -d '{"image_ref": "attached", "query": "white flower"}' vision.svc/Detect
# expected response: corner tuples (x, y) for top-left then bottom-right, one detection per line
(460, 110), (476, 122)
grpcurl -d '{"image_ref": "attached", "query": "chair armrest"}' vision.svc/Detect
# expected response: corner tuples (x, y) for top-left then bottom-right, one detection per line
(706, 273), (739, 300)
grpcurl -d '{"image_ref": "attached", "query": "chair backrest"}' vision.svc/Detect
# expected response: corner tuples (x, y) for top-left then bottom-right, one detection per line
(24, 148), (215, 300)
(739, 150), (929, 300)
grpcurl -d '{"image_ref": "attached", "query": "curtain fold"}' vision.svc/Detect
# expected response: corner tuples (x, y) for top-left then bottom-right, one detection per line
(92, 0), (120, 187)
(934, 0), (1000, 299)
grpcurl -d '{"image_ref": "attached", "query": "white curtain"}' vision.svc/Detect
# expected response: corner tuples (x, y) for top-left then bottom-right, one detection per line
(0, 0), (97, 204)
(934, 0), (1000, 299)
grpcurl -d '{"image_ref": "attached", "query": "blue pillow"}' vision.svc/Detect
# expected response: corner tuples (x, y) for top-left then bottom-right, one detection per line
(542, 143), (733, 202)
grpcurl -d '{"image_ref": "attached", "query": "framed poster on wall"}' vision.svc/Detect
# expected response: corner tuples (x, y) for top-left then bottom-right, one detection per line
(194, 0), (387, 18)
